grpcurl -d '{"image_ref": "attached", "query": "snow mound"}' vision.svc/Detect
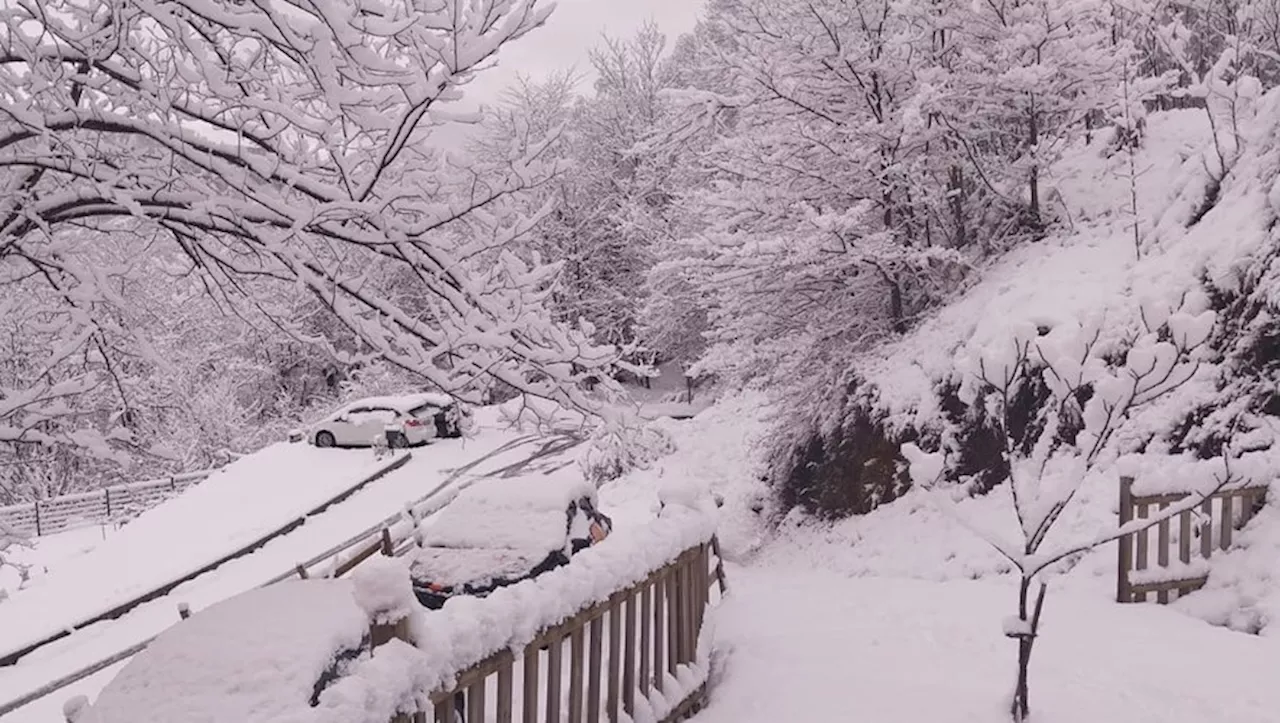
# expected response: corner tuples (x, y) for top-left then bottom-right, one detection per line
(351, 558), (416, 626)
(81, 580), (367, 723)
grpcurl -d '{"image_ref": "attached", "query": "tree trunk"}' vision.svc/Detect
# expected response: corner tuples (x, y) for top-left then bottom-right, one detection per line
(1010, 579), (1048, 722)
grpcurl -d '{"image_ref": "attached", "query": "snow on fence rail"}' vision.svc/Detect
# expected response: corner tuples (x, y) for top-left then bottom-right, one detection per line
(1116, 475), (1269, 604)
(0, 470), (217, 537)
(295, 505), (725, 723)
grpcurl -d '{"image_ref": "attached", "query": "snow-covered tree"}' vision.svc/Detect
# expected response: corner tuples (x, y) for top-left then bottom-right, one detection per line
(0, 0), (622, 480)
(901, 298), (1237, 721)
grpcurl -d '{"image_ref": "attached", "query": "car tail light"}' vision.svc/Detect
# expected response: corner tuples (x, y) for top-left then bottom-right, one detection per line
(404, 418), (424, 428)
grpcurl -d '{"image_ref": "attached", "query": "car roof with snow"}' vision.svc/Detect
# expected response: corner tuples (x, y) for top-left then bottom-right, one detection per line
(420, 472), (597, 553)
(337, 392), (454, 413)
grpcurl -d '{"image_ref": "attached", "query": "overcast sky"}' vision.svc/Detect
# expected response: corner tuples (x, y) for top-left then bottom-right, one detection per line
(459, 0), (705, 106)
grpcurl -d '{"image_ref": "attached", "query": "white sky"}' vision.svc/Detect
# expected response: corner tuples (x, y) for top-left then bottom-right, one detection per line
(460, 0), (706, 105)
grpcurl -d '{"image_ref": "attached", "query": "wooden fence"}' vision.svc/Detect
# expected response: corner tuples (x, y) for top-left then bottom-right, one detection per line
(375, 539), (727, 723)
(1116, 476), (1268, 604)
(0, 471), (215, 537)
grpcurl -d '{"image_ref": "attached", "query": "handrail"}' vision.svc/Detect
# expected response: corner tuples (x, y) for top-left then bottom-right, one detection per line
(373, 539), (726, 723)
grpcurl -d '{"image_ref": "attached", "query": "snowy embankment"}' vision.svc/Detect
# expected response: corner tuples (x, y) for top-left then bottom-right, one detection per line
(0, 444), (409, 662)
(756, 97), (1280, 634)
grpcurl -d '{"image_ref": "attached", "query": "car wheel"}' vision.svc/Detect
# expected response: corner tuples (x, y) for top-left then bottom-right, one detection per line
(314, 431), (336, 448)
(387, 432), (410, 449)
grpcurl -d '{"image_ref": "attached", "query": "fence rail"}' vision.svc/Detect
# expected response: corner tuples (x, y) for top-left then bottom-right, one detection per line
(1116, 476), (1268, 604)
(0, 470), (216, 537)
(376, 540), (724, 723)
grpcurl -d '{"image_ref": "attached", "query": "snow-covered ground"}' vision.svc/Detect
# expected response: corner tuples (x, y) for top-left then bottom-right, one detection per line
(0, 412), (587, 722)
(699, 565), (1280, 723)
(0, 444), (409, 661)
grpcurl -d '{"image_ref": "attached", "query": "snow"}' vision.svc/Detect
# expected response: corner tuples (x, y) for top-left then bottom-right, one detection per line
(697, 566), (1280, 723)
(409, 547), (546, 587)
(418, 470), (593, 553)
(0, 444), (408, 662)
(350, 558), (416, 626)
(2, 525), (112, 598)
(328, 393), (455, 416)
(80, 580), (368, 723)
(302, 504), (718, 723)
(0, 420), (584, 721)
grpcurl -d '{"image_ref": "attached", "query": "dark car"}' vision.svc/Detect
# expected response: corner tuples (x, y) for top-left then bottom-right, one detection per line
(409, 474), (612, 610)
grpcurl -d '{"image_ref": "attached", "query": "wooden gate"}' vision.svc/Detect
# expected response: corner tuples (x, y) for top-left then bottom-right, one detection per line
(1116, 476), (1268, 603)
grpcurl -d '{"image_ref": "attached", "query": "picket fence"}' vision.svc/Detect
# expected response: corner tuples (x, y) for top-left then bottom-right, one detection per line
(1116, 475), (1269, 604)
(0, 470), (216, 537)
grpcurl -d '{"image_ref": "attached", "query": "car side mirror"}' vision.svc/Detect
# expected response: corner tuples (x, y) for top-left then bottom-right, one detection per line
(334, 415), (348, 423)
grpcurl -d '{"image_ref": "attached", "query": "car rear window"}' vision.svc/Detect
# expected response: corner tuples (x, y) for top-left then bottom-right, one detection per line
(409, 404), (440, 418)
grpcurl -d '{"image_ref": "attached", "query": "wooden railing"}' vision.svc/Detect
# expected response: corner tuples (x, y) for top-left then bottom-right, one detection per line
(375, 539), (727, 723)
(0, 470), (216, 537)
(1116, 476), (1268, 603)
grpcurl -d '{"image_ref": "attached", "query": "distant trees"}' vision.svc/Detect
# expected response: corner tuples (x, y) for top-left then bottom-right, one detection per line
(0, 0), (621, 495)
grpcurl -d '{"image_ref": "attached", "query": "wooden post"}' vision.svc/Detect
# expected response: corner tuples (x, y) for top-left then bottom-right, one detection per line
(296, 564), (310, 579)
(1220, 493), (1233, 550)
(569, 627), (585, 723)
(1117, 477), (1134, 603)
(380, 527), (394, 556)
(640, 582), (652, 699)
(665, 569), (678, 676)
(522, 641), (540, 723)
(710, 535), (728, 595)
(104, 488), (112, 519)
(653, 573), (665, 694)
(1200, 498), (1214, 558)
(33, 501), (42, 538)
(623, 592), (637, 717)
(546, 635), (563, 723)
(607, 597), (622, 721)
(177, 602), (191, 620)
(587, 614), (604, 723)
(496, 660), (514, 723)
(1157, 503), (1171, 604)
(1178, 510), (1192, 565)
(467, 680), (485, 723)
(1135, 502), (1150, 602)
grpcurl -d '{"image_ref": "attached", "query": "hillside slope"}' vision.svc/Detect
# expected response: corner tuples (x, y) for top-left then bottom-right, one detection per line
(763, 90), (1280, 633)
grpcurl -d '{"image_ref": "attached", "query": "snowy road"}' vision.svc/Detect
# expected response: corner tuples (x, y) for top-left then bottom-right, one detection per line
(696, 565), (1280, 723)
(0, 424), (585, 722)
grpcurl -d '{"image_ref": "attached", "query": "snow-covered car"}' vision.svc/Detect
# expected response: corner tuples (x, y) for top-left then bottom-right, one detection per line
(409, 473), (612, 610)
(74, 580), (369, 723)
(306, 393), (466, 449)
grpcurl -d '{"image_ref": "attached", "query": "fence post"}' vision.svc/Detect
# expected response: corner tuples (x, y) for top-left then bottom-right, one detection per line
(33, 501), (42, 538)
(1116, 476), (1134, 603)
(169, 477), (177, 493)
(104, 488), (112, 520)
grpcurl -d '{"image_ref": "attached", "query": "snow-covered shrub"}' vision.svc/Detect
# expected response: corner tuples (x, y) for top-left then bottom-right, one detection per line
(578, 422), (676, 485)
(0, 518), (32, 600)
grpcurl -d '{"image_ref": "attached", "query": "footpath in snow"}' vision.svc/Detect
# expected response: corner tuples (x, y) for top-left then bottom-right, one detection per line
(698, 565), (1280, 723)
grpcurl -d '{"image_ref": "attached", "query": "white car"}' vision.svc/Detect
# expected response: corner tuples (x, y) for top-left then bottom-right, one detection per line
(307, 393), (465, 449)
